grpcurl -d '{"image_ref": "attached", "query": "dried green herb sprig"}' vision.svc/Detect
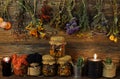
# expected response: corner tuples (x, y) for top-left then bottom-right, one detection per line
(78, 0), (90, 32)
(107, 0), (119, 42)
(91, 0), (108, 33)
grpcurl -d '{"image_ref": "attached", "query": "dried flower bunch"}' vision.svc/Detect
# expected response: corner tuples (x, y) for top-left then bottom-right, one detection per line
(11, 54), (28, 76)
(0, 0), (120, 42)
(18, 0), (46, 39)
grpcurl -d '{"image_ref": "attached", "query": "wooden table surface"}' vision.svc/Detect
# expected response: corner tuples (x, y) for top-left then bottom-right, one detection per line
(0, 66), (120, 79)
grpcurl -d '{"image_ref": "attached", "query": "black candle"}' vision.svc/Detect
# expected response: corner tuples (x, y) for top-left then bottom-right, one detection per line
(1, 56), (12, 76)
(87, 54), (103, 78)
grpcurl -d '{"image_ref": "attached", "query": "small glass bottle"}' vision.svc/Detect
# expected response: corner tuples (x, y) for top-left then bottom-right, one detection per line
(49, 36), (66, 58)
(57, 55), (73, 76)
(42, 55), (56, 76)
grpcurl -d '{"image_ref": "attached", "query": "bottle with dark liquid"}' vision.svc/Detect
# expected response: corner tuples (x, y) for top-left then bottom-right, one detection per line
(1, 56), (12, 76)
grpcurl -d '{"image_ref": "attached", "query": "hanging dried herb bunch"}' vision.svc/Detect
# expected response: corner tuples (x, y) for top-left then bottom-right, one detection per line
(91, 0), (108, 33)
(17, 0), (46, 39)
(108, 0), (119, 43)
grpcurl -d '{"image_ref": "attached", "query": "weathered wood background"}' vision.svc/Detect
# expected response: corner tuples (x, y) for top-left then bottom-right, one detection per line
(0, 0), (120, 65)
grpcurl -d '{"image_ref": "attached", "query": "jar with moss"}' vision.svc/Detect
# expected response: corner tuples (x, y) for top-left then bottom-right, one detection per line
(42, 55), (56, 76)
(49, 36), (66, 58)
(57, 55), (73, 76)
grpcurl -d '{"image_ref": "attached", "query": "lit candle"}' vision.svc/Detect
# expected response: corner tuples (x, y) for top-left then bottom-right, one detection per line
(87, 54), (103, 78)
(1, 56), (12, 76)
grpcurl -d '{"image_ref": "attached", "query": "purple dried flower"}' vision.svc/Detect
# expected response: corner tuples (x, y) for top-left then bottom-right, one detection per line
(66, 26), (80, 35)
(101, 21), (108, 26)
(71, 22), (77, 27)
(66, 29), (74, 35)
(73, 26), (80, 31)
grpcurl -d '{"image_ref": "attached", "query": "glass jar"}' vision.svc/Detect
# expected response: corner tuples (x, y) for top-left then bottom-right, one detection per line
(49, 36), (66, 58)
(27, 63), (41, 76)
(57, 55), (73, 76)
(42, 55), (56, 76)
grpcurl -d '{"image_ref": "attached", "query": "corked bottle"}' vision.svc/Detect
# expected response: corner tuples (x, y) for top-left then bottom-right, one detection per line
(49, 36), (66, 58)
(42, 55), (56, 76)
(57, 55), (73, 76)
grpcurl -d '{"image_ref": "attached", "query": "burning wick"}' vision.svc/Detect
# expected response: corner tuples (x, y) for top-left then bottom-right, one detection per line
(93, 54), (98, 61)
(94, 54), (97, 59)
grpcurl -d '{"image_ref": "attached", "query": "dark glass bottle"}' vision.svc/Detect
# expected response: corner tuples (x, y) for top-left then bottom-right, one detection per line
(1, 57), (12, 76)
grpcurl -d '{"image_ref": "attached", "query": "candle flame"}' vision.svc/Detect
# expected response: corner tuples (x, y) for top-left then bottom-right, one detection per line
(94, 53), (97, 59)
(3, 57), (10, 62)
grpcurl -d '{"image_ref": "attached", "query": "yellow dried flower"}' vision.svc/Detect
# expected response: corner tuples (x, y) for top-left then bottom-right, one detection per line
(109, 35), (114, 41)
(40, 33), (46, 38)
(114, 37), (118, 43)
(0, 17), (3, 23)
(37, 26), (44, 31)
(29, 29), (38, 36)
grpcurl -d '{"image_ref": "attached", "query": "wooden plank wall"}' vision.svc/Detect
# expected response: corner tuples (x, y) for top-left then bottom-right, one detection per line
(0, 0), (120, 65)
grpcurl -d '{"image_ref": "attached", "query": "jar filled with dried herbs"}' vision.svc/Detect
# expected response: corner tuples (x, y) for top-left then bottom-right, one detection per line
(57, 55), (73, 76)
(49, 36), (66, 58)
(42, 55), (56, 76)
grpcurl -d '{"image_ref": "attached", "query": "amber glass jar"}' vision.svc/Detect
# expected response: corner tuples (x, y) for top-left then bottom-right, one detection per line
(49, 36), (66, 58)
(57, 55), (73, 76)
(42, 55), (56, 76)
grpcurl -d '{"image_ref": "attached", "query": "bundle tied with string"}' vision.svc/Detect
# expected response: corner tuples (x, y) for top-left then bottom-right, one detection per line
(26, 53), (42, 76)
